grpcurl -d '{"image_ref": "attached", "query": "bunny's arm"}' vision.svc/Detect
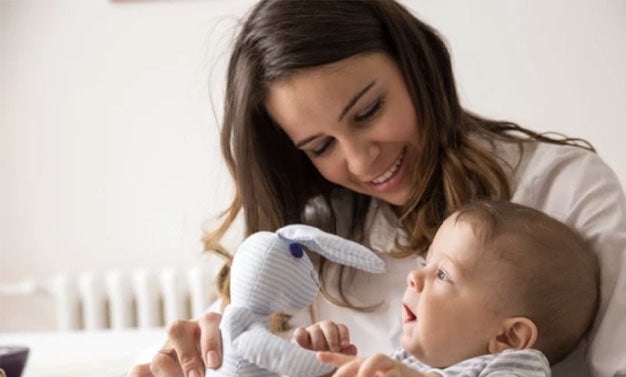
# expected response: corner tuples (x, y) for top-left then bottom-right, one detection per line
(232, 324), (335, 377)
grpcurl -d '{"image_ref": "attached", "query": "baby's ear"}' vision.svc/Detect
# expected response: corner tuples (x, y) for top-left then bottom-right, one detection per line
(488, 317), (538, 354)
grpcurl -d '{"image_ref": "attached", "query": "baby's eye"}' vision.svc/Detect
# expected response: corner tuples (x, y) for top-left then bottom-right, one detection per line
(436, 269), (449, 281)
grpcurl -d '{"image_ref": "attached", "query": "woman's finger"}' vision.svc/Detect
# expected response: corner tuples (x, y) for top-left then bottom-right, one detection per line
(293, 327), (313, 350)
(149, 349), (184, 377)
(317, 351), (357, 367)
(328, 357), (364, 377)
(165, 319), (205, 377)
(319, 321), (341, 352)
(356, 354), (395, 377)
(198, 312), (223, 369)
(127, 363), (154, 377)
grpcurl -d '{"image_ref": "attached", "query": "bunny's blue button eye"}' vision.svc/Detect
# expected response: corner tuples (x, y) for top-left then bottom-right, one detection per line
(289, 243), (304, 258)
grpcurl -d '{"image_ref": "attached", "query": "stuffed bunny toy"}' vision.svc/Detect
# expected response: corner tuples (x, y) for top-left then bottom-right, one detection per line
(206, 224), (386, 377)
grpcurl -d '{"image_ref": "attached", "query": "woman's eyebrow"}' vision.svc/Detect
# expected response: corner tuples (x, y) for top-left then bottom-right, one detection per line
(338, 80), (377, 121)
(295, 133), (323, 148)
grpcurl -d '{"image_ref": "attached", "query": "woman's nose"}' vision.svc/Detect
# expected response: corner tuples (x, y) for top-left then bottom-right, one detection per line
(407, 269), (424, 292)
(342, 138), (379, 176)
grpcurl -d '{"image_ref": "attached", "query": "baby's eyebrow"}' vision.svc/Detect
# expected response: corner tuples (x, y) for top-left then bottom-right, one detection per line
(433, 251), (468, 280)
(446, 255), (470, 279)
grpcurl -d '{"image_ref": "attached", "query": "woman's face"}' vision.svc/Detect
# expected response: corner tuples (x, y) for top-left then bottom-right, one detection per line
(265, 52), (420, 206)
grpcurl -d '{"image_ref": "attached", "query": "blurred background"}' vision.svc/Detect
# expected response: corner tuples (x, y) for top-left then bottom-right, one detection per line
(0, 0), (625, 372)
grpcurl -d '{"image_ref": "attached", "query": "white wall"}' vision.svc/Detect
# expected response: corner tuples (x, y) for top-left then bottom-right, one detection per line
(1, 0), (625, 331)
(0, 0), (254, 331)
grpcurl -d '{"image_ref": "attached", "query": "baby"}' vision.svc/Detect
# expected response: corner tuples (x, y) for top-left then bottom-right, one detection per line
(294, 200), (600, 377)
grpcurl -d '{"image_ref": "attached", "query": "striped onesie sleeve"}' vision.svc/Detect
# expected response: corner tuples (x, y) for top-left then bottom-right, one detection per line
(391, 348), (551, 377)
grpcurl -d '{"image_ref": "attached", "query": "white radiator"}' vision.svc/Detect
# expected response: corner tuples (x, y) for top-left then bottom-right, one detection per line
(50, 265), (222, 330)
(9, 263), (224, 331)
(59, 265), (221, 330)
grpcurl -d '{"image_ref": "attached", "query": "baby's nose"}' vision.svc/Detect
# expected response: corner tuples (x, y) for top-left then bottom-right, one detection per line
(407, 269), (424, 292)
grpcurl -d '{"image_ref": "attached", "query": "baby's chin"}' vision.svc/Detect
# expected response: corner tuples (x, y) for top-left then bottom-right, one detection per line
(400, 335), (447, 368)
(401, 338), (479, 369)
(400, 332), (421, 356)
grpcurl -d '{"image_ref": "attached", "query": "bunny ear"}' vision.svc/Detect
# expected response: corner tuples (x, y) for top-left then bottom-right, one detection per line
(276, 224), (386, 273)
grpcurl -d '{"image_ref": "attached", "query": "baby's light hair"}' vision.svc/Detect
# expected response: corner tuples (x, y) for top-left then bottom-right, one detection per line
(454, 200), (600, 364)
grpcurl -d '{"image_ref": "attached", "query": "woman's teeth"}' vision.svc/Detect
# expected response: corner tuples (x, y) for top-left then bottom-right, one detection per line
(372, 151), (405, 184)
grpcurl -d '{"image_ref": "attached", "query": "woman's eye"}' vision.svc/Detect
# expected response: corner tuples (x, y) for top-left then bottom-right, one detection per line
(436, 269), (449, 281)
(355, 98), (383, 122)
(312, 139), (334, 156)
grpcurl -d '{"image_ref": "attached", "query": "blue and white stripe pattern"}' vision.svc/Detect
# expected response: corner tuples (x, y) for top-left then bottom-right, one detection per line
(207, 225), (385, 377)
(276, 224), (386, 273)
(206, 306), (333, 377)
(391, 348), (551, 377)
(230, 232), (320, 314)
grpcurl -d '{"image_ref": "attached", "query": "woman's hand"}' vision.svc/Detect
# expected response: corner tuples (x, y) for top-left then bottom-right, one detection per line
(292, 320), (358, 355)
(127, 312), (223, 377)
(318, 351), (434, 377)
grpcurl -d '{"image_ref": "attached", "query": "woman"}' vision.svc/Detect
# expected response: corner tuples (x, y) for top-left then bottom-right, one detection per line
(130, 1), (626, 377)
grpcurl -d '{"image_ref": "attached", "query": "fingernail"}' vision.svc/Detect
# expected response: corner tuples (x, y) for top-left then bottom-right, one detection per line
(189, 370), (199, 377)
(207, 350), (219, 368)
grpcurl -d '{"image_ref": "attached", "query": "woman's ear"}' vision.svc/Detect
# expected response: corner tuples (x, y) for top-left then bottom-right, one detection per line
(488, 317), (538, 354)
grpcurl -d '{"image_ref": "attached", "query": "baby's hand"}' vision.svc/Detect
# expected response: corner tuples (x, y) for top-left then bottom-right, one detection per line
(292, 320), (358, 355)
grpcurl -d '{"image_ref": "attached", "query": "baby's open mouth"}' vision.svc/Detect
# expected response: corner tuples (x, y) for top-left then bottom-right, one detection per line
(403, 303), (416, 323)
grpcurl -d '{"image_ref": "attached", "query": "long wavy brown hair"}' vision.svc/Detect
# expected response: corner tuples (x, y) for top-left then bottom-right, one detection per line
(204, 0), (593, 331)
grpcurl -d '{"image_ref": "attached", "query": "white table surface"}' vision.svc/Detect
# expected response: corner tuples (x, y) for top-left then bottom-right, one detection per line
(0, 329), (166, 377)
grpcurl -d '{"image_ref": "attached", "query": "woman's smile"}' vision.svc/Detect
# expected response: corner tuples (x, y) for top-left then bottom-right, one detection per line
(368, 147), (408, 193)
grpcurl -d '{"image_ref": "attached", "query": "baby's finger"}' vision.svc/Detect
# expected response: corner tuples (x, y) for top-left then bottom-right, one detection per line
(309, 324), (330, 351)
(337, 324), (351, 349)
(341, 344), (358, 356)
(319, 321), (341, 352)
(293, 327), (313, 349)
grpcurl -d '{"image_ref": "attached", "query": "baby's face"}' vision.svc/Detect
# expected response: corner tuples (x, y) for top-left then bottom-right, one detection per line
(401, 214), (510, 367)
